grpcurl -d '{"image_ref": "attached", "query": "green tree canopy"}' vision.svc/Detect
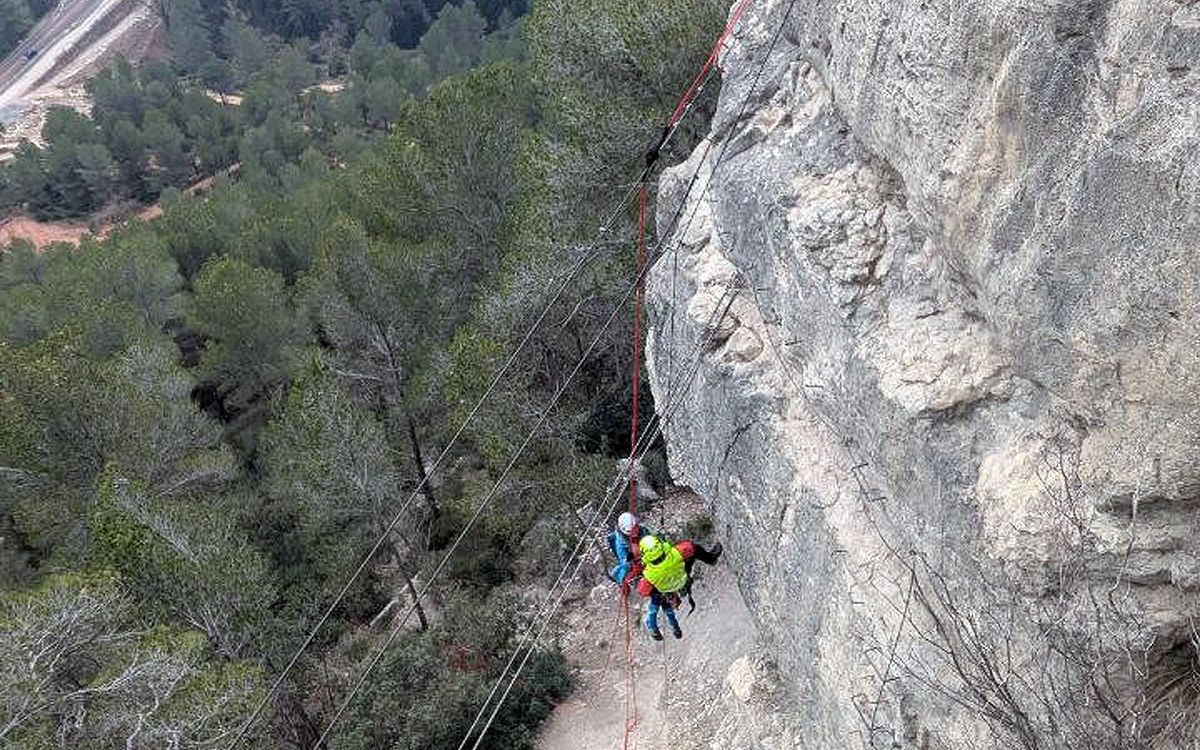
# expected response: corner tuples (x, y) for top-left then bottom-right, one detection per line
(0, 573), (263, 746)
(187, 257), (307, 414)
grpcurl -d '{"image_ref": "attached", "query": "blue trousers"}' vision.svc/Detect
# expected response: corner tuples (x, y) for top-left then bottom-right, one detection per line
(645, 594), (680, 633)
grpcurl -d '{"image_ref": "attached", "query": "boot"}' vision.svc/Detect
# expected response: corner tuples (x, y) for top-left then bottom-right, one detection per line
(650, 627), (664, 641)
(671, 622), (683, 639)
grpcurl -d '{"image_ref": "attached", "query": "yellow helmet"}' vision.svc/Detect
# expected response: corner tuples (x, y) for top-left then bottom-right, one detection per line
(639, 535), (669, 565)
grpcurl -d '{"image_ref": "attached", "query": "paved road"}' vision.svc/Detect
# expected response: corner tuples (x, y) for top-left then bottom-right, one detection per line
(0, 0), (127, 121)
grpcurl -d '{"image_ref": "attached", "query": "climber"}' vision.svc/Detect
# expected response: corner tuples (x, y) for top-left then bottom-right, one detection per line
(607, 511), (651, 588)
(636, 534), (723, 640)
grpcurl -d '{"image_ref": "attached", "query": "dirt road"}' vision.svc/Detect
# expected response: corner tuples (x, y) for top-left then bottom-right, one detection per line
(2, 0), (118, 106)
(0, 0), (162, 151)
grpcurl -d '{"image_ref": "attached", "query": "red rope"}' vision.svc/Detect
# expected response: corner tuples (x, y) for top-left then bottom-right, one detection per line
(620, 176), (649, 750)
(666, 0), (753, 128)
(619, 4), (753, 747)
(621, 587), (638, 749)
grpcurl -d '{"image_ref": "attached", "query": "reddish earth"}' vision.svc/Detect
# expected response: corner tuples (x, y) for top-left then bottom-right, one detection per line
(0, 203), (159, 249)
(0, 216), (97, 247)
(0, 165), (233, 250)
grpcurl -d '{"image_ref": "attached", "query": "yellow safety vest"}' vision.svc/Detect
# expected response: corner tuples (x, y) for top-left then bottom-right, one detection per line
(642, 545), (688, 593)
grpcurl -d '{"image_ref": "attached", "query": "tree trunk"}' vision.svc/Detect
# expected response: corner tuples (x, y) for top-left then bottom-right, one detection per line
(403, 572), (428, 631)
(404, 413), (438, 518)
(375, 323), (439, 517)
(383, 539), (428, 631)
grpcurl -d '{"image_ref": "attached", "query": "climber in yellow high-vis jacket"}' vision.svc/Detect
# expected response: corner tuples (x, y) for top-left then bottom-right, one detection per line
(635, 534), (723, 640)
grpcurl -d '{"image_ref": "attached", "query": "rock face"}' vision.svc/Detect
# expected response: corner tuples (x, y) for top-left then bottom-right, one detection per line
(645, 0), (1200, 747)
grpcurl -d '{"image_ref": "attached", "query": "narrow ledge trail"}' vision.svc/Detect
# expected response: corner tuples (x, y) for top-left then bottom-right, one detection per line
(537, 491), (802, 750)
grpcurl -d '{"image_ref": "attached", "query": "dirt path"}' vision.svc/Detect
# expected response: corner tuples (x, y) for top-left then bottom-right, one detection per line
(0, 200), (162, 249)
(0, 215), (96, 247)
(0, 163), (237, 250)
(538, 492), (801, 750)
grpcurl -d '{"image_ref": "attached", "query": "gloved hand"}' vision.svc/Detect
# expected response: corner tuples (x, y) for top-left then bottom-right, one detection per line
(621, 565), (644, 595)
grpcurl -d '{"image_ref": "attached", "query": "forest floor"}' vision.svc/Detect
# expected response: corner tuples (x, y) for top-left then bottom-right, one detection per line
(537, 489), (802, 750)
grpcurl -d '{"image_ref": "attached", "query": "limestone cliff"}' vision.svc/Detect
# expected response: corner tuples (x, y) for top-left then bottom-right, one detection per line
(645, 0), (1200, 747)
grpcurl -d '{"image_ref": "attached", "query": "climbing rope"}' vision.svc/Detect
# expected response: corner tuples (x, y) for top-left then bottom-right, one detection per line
(669, 0), (753, 128)
(465, 0), (798, 743)
(455, 88), (754, 744)
(619, 3), (759, 744)
(622, 588), (639, 750)
(622, 172), (651, 750)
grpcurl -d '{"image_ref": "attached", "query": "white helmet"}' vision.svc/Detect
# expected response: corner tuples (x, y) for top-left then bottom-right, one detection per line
(617, 511), (639, 536)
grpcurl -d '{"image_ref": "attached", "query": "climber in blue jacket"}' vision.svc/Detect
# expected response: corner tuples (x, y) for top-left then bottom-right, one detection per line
(608, 511), (650, 589)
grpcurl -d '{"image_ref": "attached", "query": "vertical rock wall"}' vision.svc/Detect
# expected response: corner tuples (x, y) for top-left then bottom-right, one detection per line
(645, 0), (1200, 746)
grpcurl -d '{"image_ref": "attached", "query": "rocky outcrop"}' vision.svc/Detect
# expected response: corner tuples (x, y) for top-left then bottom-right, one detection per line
(645, 0), (1200, 747)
